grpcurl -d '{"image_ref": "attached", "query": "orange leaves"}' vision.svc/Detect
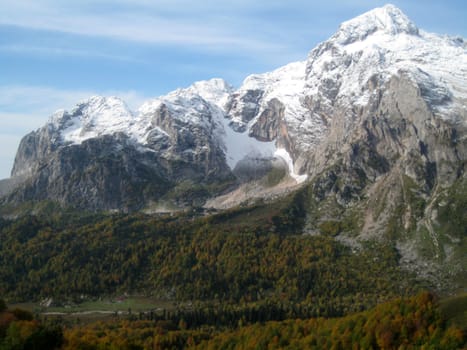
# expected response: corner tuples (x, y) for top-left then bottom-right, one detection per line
(193, 293), (466, 349)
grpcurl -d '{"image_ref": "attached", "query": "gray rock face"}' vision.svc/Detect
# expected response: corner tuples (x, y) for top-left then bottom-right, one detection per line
(314, 72), (462, 167)
(142, 99), (231, 182)
(225, 89), (264, 132)
(305, 72), (466, 206)
(248, 98), (284, 142)
(11, 124), (57, 179)
(5, 94), (233, 211)
(8, 134), (168, 211)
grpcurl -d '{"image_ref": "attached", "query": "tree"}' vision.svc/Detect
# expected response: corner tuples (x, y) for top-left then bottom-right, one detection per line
(0, 300), (6, 312)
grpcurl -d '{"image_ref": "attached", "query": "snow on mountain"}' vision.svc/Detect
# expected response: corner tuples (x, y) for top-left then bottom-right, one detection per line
(332, 4), (419, 45)
(138, 91), (216, 131)
(181, 78), (234, 108)
(232, 61), (308, 127)
(152, 78), (278, 171)
(40, 4), (467, 184)
(49, 96), (134, 144)
(231, 3), (466, 161)
(49, 79), (280, 174)
(217, 107), (276, 170)
(312, 4), (467, 119)
(274, 148), (308, 183)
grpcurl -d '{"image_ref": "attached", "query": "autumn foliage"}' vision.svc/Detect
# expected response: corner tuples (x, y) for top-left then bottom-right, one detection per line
(54, 293), (466, 349)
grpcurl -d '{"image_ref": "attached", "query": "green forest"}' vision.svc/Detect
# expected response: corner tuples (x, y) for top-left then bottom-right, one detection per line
(1, 197), (418, 312)
(0, 194), (466, 349)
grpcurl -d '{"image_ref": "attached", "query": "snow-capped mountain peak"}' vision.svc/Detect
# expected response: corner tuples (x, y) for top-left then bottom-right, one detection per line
(49, 95), (135, 144)
(185, 78), (234, 107)
(44, 4), (466, 165)
(137, 78), (233, 128)
(73, 95), (132, 120)
(333, 4), (419, 45)
(304, 4), (467, 122)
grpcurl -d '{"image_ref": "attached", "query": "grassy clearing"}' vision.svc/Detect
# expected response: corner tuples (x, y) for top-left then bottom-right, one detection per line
(12, 297), (177, 315)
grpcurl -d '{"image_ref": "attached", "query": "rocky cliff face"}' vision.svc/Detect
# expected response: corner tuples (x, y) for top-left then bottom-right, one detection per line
(6, 91), (234, 211)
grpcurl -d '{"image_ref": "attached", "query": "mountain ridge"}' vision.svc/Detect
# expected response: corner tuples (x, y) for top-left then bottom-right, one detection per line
(2, 4), (466, 223)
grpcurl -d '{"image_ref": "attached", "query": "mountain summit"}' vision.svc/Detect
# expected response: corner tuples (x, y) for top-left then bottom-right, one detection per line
(334, 4), (419, 44)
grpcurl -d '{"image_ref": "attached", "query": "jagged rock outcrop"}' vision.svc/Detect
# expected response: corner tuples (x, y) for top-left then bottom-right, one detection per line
(248, 98), (284, 142)
(225, 90), (264, 132)
(10, 134), (171, 211)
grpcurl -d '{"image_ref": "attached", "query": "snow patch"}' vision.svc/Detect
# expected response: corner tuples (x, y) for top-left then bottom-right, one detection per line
(334, 4), (419, 45)
(274, 148), (308, 184)
(216, 111), (276, 170)
(184, 78), (233, 108)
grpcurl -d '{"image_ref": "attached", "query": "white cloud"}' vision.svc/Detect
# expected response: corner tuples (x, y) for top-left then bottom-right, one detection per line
(1, 0), (464, 57)
(0, 1), (286, 54)
(0, 112), (48, 132)
(0, 45), (144, 63)
(2, 1), (398, 72)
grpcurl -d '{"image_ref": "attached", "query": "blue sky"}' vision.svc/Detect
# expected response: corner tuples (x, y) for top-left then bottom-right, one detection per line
(0, 0), (466, 179)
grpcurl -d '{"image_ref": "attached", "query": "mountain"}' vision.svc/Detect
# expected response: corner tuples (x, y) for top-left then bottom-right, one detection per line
(1, 5), (466, 284)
